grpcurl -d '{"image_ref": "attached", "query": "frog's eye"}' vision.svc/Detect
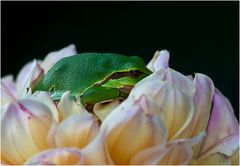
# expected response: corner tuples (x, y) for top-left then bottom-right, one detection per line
(49, 85), (55, 93)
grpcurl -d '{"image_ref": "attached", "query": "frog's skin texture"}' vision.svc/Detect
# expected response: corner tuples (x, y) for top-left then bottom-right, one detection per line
(33, 53), (152, 105)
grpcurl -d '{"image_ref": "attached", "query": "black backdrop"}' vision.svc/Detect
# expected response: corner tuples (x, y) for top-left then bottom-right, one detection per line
(1, 1), (239, 118)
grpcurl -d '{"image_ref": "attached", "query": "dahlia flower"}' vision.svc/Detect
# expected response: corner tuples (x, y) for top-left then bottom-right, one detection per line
(1, 45), (239, 165)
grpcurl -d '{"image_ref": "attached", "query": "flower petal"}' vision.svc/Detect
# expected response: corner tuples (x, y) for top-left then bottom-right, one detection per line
(199, 88), (239, 158)
(194, 153), (231, 165)
(31, 91), (59, 122)
(100, 95), (167, 164)
(82, 133), (113, 164)
(231, 148), (239, 165)
(1, 75), (17, 105)
(1, 99), (54, 164)
(57, 91), (86, 120)
(147, 50), (169, 72)
(24, 148), (85, 165)
(183, 73), (214, 138)
(131, 69), (195, 140)
(16, 60), (44, 98)
(131, 132), (205, 165)
(93, 99), (122, 121)
(41, 44), (77, 73)
(55, 112), (99, 148)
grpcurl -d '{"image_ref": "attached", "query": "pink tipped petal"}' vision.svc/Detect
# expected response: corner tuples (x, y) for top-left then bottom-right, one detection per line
(41, 44), (77, 73)
(199, 88), (239, 158)
(1, 75), (17, 97)
(184, 73), (214, 138)
(147, 50), (170, 72)
(1, 100), (54, 164)
(163, 68), (196, 95)
(16, 60), (44, 98)
(24, 148), (85, 165)
(1, 75), (18, 105)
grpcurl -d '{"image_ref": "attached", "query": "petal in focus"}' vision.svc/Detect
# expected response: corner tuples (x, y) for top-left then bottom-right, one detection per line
(147, 50), (169, 72)
(99, 95), (167, 164)
(1, 99), (54, 164)
(131, 69), (195, 140)
(55, 112), (99, 148)
(16, 60), (44, 98)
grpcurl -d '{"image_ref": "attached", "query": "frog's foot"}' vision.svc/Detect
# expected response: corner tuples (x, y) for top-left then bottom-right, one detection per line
(81, 86), (120, 105)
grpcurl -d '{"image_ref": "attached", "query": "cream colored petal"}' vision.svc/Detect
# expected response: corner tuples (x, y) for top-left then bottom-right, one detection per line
(93, 98), (122, 121)
(198, 132), (239, 160)
(82, 133), (114, 164)
(31, 91), (59, 122)
(16, 60), (44, 98)
(55, 112), (99, 148)
(147, 50), (169, 72)
(57, 91), (86, 120)
(199, 89), (239, 158)
(24, 148), (85, 165)
(100, 95), (167, 164)
(1, 99), (54, 164)
(131, 132), (204, 165)
(41, 44), (77, 73)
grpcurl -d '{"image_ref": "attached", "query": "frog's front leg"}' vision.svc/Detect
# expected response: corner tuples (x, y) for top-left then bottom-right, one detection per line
(81, 86), (121, 105)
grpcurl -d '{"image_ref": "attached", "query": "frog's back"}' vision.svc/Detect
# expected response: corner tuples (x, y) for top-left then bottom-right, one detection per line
(34, 53), (150, 95)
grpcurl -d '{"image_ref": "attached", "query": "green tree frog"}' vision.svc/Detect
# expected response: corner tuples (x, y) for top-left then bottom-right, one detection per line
(33, 53), (152, 107)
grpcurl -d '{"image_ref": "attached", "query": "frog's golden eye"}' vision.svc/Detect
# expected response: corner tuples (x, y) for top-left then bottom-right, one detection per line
(49, 85), (55, 93)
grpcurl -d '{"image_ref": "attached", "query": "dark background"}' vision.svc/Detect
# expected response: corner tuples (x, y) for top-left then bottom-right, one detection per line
(1, 1), (239, 118)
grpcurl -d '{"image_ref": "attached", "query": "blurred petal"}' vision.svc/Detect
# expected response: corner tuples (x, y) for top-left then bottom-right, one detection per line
(231, 148), (239, 165)
(57, 91), (86, 120)
(131, 69), (195, 140)
(184, 73), (214, 138)
(24, 148), (85, 165)
(55, 112), (99, 148)
(93, 98), (122, 121)
(1, 100), (54, 164)
(131, 132), (204, 165)
(41, 44), (77, 73)
(147, 50), (169, 72)
(16, 60), (44, 98)
(1, 75), (17, 105)
(199, 132), (239, 159)
(100, 95), (167, 164)
(195, 153), (231, 165)
(199, 89), (239, 158)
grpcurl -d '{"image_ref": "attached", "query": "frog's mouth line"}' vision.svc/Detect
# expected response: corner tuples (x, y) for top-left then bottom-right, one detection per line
(95, 70), (144, 86)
